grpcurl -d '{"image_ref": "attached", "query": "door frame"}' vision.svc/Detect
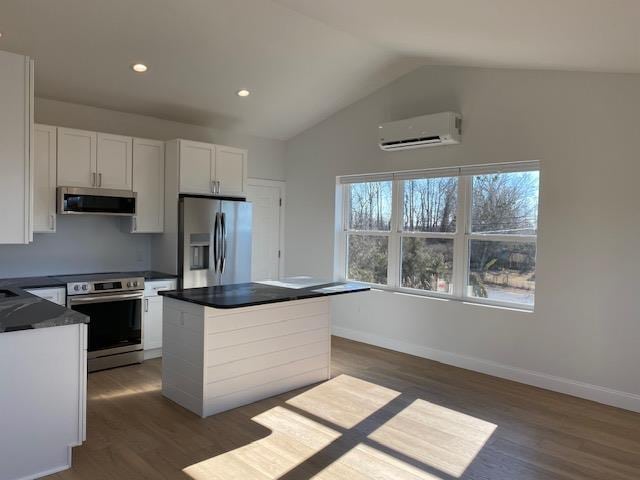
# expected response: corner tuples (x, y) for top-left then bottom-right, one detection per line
(247, 178), (286, 279)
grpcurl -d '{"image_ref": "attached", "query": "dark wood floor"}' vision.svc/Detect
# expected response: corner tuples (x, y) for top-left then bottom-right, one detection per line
(49, 336), (640, 479)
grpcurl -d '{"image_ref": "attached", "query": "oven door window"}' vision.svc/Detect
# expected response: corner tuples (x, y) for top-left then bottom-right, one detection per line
(72, 298), (142, 352)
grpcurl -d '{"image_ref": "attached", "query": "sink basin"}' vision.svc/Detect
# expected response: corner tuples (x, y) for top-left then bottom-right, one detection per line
(0, 289), (18, 299)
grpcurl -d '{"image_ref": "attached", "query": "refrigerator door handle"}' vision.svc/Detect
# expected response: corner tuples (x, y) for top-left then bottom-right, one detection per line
(212, 212), (220, 273)
(220, 212), (227, 274)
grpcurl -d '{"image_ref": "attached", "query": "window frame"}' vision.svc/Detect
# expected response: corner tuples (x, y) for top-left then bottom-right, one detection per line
(337, 163), (539, 310)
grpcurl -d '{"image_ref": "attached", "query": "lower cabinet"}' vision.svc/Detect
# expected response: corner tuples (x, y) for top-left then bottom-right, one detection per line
(143, 296), (163, 351)
(143, 279), (176, 359)
(0, 323), (87, 479)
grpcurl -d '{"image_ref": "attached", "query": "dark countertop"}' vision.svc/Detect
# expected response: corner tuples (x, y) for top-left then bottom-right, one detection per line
(159, 281), (370, 309)
(0, 270), (177, 333)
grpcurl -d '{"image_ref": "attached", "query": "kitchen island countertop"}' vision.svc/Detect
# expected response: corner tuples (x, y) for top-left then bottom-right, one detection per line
(159, 280), (369, 309)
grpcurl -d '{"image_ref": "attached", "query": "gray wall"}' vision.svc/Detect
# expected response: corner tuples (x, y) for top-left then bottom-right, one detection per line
(285, 65), (640, 409)
(0, 216), (150, 277)
(0, 98), (286, 277)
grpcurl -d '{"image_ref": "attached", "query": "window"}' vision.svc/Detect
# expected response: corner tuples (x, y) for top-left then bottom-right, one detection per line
(345, 181), (392, 285)
(337, 163), (540, 308)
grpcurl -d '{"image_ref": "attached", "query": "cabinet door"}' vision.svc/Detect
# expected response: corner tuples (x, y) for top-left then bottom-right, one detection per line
(143, 296), (163, 350)
(132, 138), (164, 233)
(178, 140), (214, 195)
(0, 52), (32, 244)
(33, 125), (57, 233)
(215, 145), (247, 197)
(97, 133), (132, 190)
(57, 127), (97, 188)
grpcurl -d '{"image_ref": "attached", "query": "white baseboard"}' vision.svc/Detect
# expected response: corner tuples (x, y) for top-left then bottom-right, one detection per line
(332, 325), (640, 413)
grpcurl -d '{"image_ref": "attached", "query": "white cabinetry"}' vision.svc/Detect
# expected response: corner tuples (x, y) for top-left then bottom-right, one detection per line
(131, 138), (164, 233)
(57, 127), (97, 188)
(96, 133), (132, 190)
(33, 124), (57, 233)
(215, 144), (247, 197)
(178, 140), (215, 195)
(0, 323), (87, 479)
(25, 286), (66, 306)
(171, 139), (247, 197)
(57, 129), (133, 190)
(143, 279), (176, 358)
(0, 50), (33, 244)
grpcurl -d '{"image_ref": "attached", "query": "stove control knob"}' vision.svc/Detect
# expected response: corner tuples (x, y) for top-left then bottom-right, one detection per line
(74, 285), (80, 292)
(127, 281), (133, 287)
(82, 284), (88, 291)
(133, 281), (139, 287)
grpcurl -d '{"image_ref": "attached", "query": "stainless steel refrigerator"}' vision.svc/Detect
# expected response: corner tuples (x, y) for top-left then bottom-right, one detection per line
(178, 196), (252, 288)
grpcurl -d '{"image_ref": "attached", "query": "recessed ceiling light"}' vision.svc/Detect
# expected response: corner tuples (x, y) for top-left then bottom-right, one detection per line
(131, 63), (148, 73)
(236, 89), (250, 97)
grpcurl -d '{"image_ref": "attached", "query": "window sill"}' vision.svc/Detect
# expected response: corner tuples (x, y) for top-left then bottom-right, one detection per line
(345, 282), (534, 313)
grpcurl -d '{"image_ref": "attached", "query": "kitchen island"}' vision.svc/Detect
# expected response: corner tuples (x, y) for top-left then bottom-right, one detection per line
(159, 280), (368, 417)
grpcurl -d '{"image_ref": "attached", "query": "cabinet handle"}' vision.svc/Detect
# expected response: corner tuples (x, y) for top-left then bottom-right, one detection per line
(211, 180), (215, 194)
(144, 298), (149, 312)
(92, 172), (96, 186)
(49, 214), (54, 230)
(98, 173), (102, 187)
(217, 180), (221, 193)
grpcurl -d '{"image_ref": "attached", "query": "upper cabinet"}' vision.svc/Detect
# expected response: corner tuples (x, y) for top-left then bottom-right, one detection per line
(172, 139), (247, 198)
(215, 145), (247, 197)
(33, 125), (57, 233)
(57, 127), (97, 188)
(178, 140), (215, 195)
(57, 128), (133, 190)
(131, 138), (164, 233)
(0, 51), (33, 244)
(97, 133), (132, 190)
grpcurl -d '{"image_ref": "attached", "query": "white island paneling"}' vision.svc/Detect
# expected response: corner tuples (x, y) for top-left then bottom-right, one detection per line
(162, 297), (330, 417)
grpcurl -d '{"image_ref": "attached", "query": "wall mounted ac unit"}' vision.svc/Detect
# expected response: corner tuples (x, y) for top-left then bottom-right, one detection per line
(378, 112), (462, 151)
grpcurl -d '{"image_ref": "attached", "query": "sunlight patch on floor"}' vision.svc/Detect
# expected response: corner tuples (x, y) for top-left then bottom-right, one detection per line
(183, 375), (495, 479)
(88, 383), (161, 400)
(313, 442), (444, 480)
(285, 374), (401, 428)
(184, 406), (342, 480)
(367, 399), (497, 477)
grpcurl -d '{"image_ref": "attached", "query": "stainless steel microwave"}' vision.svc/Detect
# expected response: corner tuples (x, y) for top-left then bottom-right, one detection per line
(57, 187), (137, 216)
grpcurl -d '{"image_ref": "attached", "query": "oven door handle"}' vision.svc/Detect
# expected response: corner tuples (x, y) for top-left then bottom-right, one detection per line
(69, 292), (144, 305)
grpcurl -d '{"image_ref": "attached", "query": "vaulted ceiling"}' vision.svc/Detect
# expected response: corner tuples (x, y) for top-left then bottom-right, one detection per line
(1, 0), (637, 140)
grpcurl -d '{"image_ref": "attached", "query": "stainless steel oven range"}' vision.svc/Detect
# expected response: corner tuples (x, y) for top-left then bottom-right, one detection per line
(66, 275), (145, 372)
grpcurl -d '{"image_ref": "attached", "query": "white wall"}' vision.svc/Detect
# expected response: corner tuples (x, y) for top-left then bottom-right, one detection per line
(0, 98), (286, 277)
(285, 65), (640, 411)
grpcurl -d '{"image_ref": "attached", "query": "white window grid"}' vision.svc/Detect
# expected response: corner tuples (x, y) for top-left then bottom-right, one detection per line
(338, 168), (538, 310)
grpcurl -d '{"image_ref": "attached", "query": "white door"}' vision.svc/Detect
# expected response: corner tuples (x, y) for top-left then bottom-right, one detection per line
(247, 181), (284, 281)
(97, 133), (132, 190)
(179, 140), (215, 195)
(215, 145), (247, 197)
(132, 138), (164, 233)
(57, 127), (97, 188)
(143, 296), (163, 350)
(33, 125), (57, 233)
